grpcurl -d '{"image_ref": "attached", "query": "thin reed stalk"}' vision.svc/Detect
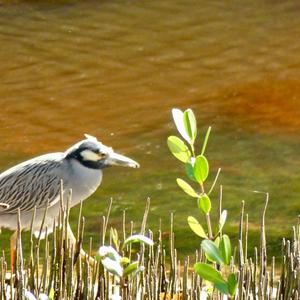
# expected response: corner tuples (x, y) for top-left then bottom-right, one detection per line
(1, 190), (300, 299)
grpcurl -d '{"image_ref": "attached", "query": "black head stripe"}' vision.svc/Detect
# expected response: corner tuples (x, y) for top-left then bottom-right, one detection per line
(65, 140), (108, 169)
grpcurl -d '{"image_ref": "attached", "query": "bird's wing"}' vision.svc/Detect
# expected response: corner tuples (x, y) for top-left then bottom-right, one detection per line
(0, 154), (67, 214)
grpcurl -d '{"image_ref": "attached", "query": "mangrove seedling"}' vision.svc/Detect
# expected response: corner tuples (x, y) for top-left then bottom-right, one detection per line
(167, 108), (237, 297)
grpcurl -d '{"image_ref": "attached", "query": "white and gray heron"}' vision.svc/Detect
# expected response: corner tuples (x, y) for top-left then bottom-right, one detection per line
(0, 134), (139, 269)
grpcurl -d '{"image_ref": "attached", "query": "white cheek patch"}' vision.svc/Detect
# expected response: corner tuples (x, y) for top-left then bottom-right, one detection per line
(81, 150), (101, 161)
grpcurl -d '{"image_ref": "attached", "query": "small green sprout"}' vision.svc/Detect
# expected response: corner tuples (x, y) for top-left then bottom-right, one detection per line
(97, 232), (153, 279)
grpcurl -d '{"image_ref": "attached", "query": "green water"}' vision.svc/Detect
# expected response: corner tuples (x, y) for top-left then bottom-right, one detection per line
(1, 0), (300, 260)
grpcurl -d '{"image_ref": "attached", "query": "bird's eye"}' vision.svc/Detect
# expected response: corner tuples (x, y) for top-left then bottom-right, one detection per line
(99, 153), (107, 159)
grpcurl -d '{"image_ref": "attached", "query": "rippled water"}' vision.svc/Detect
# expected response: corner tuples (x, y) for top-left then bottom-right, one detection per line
(1, 0), (300, 257)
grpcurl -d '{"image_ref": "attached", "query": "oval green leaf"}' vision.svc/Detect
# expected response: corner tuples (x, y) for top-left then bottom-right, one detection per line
(228, 273), (238, 296)
(120, 257), (130, 265)
(123, 234), (154, 248)
(98, 245), (121, 262)
(201, 126), (211, 155)
(185, 161), (197, 182)
(214, 236), (220, 247)
(187, 216), (207, 238)
(194, 263), (227, 287)
(167, 136), (191, 163)
(123, 261), (139, 276)
(219, 210), (227, 231)
(215, 282), (229, 295)
(198, 194), (211, 214)
(49, 288), (55, 300)
(183, 109), (197, 143)
(193, 155), (209, 183)
(201, 239), (224, 265)
(101, 257), (123, 277)
(220, 234), (231, 265)
(214, 210), (228, 236)
(110, 228), (119, 249)
(172, 108), (191, 143)
(176, 178), (199, 198)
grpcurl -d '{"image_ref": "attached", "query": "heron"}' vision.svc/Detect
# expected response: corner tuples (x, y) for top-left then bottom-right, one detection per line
(0, 134), (139, 270)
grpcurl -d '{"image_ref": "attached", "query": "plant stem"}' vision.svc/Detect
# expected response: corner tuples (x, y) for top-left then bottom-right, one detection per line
(200, 182), (205, 194)
(190, 144), (195, 158)
(206, 214), (213, 239)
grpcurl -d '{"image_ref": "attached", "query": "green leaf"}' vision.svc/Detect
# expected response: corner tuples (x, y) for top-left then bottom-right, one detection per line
(219, 234), (231, 265)
(227, 273), (238, 296)
(48, 289), (55, 300)
(110, 228), (119, 250)
(214, 236), (220, 247)
(194, 263), (227, 288)
(167, 136), (191, 163)
(98, 245), (123, 276)
(201, 126), (211, 155)
(198, 194), (211, 214)
(185, 161), (197, 182)
(214, 210), (228, 237)
(176, 178), (199, 198)
(201, 240), (224, 265)
(187, 216), (208, 238)
(215, 282), (229, 295)
(193, 155), (209, 183)
(101, 257), (123, 277)
(172, 108), (191, 143)
(120, 257), (130, 265)
(183, 109), (197, 143)
(219, 210), (227, 231)
(123, 234), (154, 248)
(123, 261), (139, 276)
(98, 245), (121, 261)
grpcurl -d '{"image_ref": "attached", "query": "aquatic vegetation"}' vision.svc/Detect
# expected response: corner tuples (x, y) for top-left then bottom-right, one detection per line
(0, 108), (299, 299)
(97, 231), (153, 278)
(167, 108), (299, 299)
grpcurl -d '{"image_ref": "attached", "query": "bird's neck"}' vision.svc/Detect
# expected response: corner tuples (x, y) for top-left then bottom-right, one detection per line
(67, 159), (103, 206)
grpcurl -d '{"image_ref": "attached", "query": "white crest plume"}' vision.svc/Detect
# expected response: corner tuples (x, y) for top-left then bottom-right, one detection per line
(84, 134), (98, 142)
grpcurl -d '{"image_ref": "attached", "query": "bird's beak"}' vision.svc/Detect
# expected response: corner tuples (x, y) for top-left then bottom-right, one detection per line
(106, 152), (140, 168)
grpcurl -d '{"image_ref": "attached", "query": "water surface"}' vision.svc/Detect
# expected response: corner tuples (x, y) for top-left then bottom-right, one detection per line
(1, 0), (300, 258)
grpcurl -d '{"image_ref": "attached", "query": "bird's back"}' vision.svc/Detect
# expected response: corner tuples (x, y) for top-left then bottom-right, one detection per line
(0, 153), (66, 215)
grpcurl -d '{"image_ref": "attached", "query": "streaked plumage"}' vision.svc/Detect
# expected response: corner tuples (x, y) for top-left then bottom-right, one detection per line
(0, 154), (64, 214)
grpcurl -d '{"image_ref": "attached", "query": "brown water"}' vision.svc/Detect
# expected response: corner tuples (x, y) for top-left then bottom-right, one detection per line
(1, 0), (300, 257)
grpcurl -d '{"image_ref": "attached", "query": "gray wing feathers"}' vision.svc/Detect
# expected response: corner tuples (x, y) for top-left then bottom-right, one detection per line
(0, 157), (66, 214)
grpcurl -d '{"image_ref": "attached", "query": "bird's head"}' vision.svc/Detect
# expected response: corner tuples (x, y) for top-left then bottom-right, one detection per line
(65, 134), (140, 170)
